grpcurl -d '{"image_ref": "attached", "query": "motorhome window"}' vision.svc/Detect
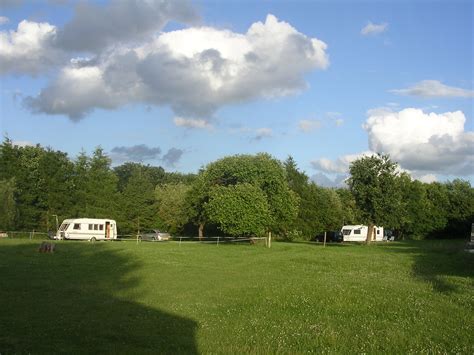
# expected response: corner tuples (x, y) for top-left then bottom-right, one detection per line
(94, 224), (98, 230)
(99, 225), (104, 231)
(89, 224), (93, 230)
(73, 223), (81, 230)
(342, 229), (351, 235)
(354, 230), (361, 235)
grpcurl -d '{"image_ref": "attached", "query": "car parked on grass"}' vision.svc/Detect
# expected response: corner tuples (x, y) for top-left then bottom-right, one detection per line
(138, 229), (171, 242)
(314, 231), (343, 243)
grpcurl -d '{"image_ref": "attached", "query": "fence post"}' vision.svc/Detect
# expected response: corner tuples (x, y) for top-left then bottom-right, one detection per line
(268, 231), (272, 248)
(217, 236), (220, 246)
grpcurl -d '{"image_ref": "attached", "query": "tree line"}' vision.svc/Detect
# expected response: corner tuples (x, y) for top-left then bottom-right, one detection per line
(0, 138), (472, 239)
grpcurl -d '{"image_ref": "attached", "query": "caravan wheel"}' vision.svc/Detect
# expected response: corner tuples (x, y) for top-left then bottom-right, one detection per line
(90, 237), (96, 242)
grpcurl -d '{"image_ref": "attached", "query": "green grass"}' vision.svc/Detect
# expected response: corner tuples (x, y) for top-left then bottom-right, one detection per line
(0, 239), (473, 354)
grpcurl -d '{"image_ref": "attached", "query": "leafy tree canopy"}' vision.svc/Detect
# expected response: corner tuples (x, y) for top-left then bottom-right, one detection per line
(347, 154), (402, 240)
(188, 153), (298, 237)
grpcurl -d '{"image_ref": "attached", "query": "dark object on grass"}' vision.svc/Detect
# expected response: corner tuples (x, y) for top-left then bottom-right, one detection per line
(314, 231), (343, 243)
(383, 229), (396, 241)
(38, 242), (56, 253)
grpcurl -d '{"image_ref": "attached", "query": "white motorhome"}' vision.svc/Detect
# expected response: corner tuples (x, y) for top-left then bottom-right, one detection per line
(55, 218), (117, 241)
(341, 225), (384, 242)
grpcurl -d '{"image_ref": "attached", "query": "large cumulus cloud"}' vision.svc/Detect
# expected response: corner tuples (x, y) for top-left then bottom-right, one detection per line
(0, 0), (198, 75)
(364, 108), (473, 176)
(21, 14), (329, 120)
(0, 20), (66, 74)
(312, 108), (473, 180)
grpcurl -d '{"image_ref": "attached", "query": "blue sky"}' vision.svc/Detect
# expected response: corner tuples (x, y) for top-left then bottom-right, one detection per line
(1, 0), (472, 185)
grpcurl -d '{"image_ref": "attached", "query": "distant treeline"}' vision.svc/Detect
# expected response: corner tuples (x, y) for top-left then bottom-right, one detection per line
(0, 138), (472, 239)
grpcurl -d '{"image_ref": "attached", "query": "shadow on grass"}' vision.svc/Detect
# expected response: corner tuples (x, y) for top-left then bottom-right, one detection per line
(0, 241), (198, 354)
(387, 240), (474, 293)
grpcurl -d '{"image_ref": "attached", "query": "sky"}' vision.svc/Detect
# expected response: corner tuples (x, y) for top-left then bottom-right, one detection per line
(0, 0), (473, 186)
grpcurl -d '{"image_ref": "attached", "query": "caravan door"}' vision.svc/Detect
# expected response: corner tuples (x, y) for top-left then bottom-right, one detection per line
(105, 222), (111, 239)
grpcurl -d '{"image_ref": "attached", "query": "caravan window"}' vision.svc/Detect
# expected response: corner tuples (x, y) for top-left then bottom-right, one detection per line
(73, 223), (81, 230)
(94, 224), (99, 230)
(342, 229), (351, 235)
(99, 225), (104, 231)
(59, 223), (69, 231)
(354, 230), (361, 235)
(376, 230), (380, 235)
(89, 224), (93, 230)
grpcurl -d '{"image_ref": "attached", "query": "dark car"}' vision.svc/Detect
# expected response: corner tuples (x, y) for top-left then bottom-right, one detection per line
(314, 231), (343, 243)
(138, 229), (171, 242)
(383, 229), (396, 241)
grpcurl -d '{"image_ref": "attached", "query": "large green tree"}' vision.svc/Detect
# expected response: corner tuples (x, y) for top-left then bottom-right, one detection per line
(36, 148), (76, 231)
(347, 154), (402, 242)
(204, 183), (271, 237)
(0, 178), (17, 230)
(83, 148), (119, 219)
(155, 183), (191, 234)
(119, 168), (157, 234)
(187, 154), (298, 238)
(397, 174), (434, 239)
(444, 179), (474, 238)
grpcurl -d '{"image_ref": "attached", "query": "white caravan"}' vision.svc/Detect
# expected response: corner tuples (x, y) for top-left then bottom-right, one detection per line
(55, 218), (117, 241)
(341, 225), (384, 242)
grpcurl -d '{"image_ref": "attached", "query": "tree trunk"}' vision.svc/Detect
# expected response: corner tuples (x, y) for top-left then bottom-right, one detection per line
(198, 223), (204, 241)
(366, 223), (374, 244)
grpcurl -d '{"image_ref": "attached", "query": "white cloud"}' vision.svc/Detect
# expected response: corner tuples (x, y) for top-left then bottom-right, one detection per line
(298, 119), (321, 132)
(311, 173), (347, 188)
(253, 127), (273, 140)
(23, 65), (122, 120)
(311, 108), (473, 180)
(0, 16), (9, 25)
(364, 108), (474, 176)
(0, 20), (66, 74)
(23, 14), (329, 120)
(391, 80), (474, 98)
(12, 140), (34, 147)
(174, 117), (213, 130)
(361, 22), (388, 36)
(311, 151), (374, 174)
(415, 174), (438, 184)
(0, 0), (199, 75)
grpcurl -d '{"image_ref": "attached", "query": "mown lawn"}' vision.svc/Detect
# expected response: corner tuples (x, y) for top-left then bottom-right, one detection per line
(0, 238), (473, 354)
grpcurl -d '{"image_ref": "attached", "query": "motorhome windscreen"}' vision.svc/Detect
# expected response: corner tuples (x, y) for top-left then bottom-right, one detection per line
(59, 223), (69, 231)
(342, 229), (351, 235)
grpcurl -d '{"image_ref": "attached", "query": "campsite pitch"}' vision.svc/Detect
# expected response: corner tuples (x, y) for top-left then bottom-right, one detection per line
(0, 239), (472, 353)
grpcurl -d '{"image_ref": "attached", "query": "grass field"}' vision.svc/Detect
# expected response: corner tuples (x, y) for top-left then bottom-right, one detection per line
(0, 238), (473, 354)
